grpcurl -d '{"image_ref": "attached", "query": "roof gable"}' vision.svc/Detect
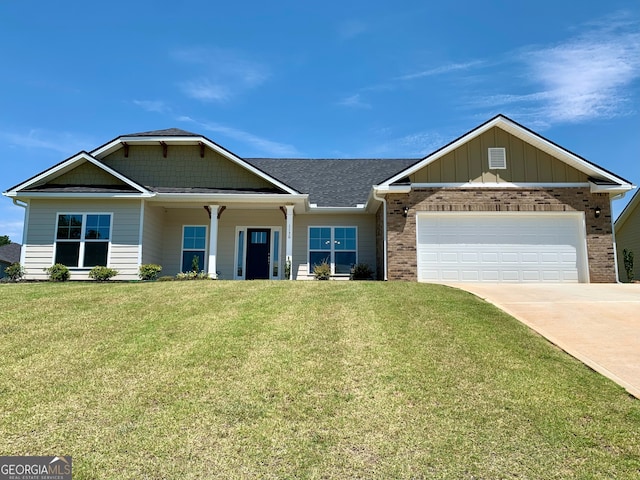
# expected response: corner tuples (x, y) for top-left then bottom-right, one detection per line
(4, 152), (151, 196)
(615, 189), (640, 231)
(89, 129), (301, 195)
(379, 115), (633, 193)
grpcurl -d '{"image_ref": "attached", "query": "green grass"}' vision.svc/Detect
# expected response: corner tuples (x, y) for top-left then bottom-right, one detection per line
(0, 281), (638, 479)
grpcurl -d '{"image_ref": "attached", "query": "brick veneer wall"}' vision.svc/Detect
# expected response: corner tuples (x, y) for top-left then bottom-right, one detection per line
(386, 188), (615, 282)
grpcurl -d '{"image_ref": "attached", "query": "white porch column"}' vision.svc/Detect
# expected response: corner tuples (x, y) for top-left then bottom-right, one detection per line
(208, 205), (218, 279)
(285, 205), (294, 280)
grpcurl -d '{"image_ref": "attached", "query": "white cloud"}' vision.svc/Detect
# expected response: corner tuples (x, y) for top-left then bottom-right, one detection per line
(337, 94), (372, 109)
(178, 117), (300, 157)
(0, 129), (90, 156)
(479, 13), (640, 124)
(172, 47), (270, 103)
(363, 130), (445, 157)
(527, 29), (640, 122)
(179, 79), (231, 102)
(133, 100), (171, 113)
(396, 60), (485, 81)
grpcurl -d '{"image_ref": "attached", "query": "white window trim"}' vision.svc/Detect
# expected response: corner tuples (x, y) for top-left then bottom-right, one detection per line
(53, 212), (114, 268)
(181, 225), (208, 273)
(234, 226), (283, 280)
(307, 226), (358, 276)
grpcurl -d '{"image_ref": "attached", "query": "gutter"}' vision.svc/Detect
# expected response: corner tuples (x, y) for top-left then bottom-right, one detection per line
(372, 188), (388, 281)
(12, 199), (29, 266)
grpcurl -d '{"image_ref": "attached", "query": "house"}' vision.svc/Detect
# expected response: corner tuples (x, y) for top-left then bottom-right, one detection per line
(614, 189), (640, 282)
(2, 115), (633, 283)
(0, 243), (21, 279)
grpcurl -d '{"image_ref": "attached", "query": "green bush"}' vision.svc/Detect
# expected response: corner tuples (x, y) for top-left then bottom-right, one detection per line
(139, 264), (163, 281)
(45, 264), (70, 282)
(88, 266), (119, 281)
(4, 262), (25, 282)
(176, 271), (211, 281)
(157, 275), (175, 282)
(313, 261), (331, 280)
(623, 249), (634, 282)
(350, 263), (373, 280)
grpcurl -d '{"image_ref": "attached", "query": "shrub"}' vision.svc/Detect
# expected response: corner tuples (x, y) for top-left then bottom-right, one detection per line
(88, 266), (119, 281)
(350, 263), (373, 280)
(157, 275), (175, 282)
(623, 249), (634, 282)
(176, 271), (211, 281)
(4, 262), (25, 282)
(139, 264), (163, 281)
(313, 261), (331, 280)
(45, 264), (70, 282)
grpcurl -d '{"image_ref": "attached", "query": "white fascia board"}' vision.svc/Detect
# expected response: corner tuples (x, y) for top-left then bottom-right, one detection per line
(410, 182), (591, 189)
(6, 192), (154, 199)
(589, 182), (635, 195)
(380, 115), (631, 188)
(92, 135), (301, 196)
(373, 185), (412, 194)
(151, 193), (308, 203)
(307, 206), (369, 214)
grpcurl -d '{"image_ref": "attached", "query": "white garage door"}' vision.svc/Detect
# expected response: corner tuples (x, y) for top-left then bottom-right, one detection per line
(416, 213), (588, 283)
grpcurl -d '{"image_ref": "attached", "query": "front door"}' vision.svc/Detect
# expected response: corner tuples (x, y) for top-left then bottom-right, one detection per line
(246, 228), (271, 280)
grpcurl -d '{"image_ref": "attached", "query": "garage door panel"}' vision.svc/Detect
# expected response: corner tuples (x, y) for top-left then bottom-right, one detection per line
(416, 214), (586, 283)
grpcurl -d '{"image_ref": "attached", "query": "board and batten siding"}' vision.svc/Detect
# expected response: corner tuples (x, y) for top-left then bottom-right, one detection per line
(23, 199), (142, 280)
(616, 197), (640, 282)
(411, 127), (589, 184)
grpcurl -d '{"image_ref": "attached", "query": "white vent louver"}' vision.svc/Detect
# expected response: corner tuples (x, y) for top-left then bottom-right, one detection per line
(488, 147), (507, 169)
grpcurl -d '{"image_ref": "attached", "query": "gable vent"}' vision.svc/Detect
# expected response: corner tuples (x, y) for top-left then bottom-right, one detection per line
(488, 147), (507, 169)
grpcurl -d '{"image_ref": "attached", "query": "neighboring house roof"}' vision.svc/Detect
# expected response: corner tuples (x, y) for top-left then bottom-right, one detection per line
(615, 189), (640, 231)
(0, 243), (21, 264)
(246, 158), (418, 207)
(378, 114), (633, 193)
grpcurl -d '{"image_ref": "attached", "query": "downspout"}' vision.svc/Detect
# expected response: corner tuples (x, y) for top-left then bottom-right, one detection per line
(611, 191), (628, 283)
(12, 199), (29, 266)
(373, 188), (388, 281)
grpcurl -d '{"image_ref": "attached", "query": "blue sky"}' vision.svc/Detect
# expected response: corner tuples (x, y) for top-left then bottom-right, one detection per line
(1, 1), (639, 243)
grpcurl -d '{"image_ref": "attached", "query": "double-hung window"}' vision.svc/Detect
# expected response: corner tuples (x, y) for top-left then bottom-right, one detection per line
(55, 213), (112, 267)
(182, 226), (207, 272)
(308, 226), (357, 275)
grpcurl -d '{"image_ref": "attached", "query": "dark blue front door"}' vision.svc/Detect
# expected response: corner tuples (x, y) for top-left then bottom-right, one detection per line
(246, 229), (271, 280)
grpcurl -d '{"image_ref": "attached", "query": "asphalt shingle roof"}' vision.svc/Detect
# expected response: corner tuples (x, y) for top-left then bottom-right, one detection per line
(246, 158), (419, 207)
(124, 128), (200, 137)
(0, 243), (21, 264)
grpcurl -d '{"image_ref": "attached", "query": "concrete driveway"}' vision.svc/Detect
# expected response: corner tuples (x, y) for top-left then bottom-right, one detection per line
(447, 283), (640, 399)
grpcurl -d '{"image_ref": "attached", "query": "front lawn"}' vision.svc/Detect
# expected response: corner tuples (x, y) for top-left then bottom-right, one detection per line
(0, 281), (638, 479)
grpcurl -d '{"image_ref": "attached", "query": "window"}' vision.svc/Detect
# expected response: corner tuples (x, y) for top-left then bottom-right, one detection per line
(308, 227), (357, 275)
(182, 226), (207, 272)
(55, 213), (112, 267)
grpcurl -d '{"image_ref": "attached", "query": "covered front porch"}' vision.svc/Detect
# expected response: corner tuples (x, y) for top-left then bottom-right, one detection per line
(142, 198), (298, 280)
